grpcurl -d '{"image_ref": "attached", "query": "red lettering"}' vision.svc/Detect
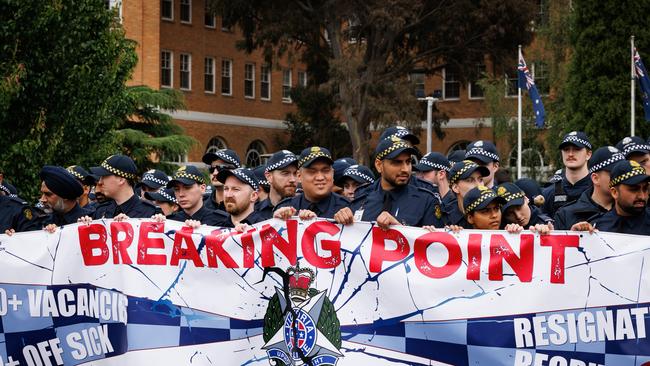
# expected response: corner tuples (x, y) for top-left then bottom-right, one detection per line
(414, 232), (462, 279)
(240, 229), (256, 268)
(78, 224), (109, 266)
(170, 227), (204, 267)
(488, 234), (534, 282)
(466, 233), (483, 280)
(260, 220), (297, 267)
(540, 234), (580, 284)
(137, 222), (166, 265)
(302, 221), (341, 269)
(369, 227), (410, 272)
(205, 231), (240, 268)
(110, 222), (133, 264)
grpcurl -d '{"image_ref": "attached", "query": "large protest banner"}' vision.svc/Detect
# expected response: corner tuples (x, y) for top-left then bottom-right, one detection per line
(0, 218), (649, 366)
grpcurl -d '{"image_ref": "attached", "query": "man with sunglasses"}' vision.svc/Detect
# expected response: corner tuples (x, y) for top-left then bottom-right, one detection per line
(201, 149), (240, 211)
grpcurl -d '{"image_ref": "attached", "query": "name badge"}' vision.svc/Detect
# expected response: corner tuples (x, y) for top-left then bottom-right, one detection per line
(353, 209), (364, 222)
(554, 195), (567, 203)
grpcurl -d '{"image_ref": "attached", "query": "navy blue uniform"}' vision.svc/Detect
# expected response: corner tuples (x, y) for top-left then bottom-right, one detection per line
(203, 190), (226, 211)
(593, 208), (650, 235)
(349, 180), (444, 227)
(0, 196), (41, 232)
(44, 203), (92, 227)
(275, 193), (350, 219)
(254, 198), (275, 221)
(553, 188), (609, 230)
(167, 206), (232, 228)
(541, 174), (593, 217)
(93, 194), (161, 219)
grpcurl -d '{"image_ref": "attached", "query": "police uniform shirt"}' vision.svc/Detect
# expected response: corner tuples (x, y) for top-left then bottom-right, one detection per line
(228, 209), (268, 227)
(593, 207), (650, 235)
(541, 173), (593, 217)
(444, 197), (471, 229)
(553, 187), (609, 230)
(167, 205), (232, 228)
(350, 180), (444, 227)
(502, 205), (552, 229)
(203, 190), (226, 211)
(93, 194), (161, 219)
(0, 195), (41, 233)
(45, 203), (92, 227)
(275, 192), (350, 219)
(254, 198), (275, 221)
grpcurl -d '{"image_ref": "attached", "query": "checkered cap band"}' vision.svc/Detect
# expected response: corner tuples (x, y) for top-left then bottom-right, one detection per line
(622, 143), (650, 156)
(101, 160), (137, 180)
(232, 169), (259, 190)
(215, 150), (240, 168)
(66, 167), (85, 181)
(173, 171), (204, 184)
(465, 148), (500, 162)
(609, 166), (647, 188)
(345, 169), (374, 183)
(465, 190), (499, 215)
(450, 161), (480, 185)
(561, 136), (592, 150)
(500, 191), (525, 203)
(266, 155), (298, 172)
(157, 188), (177, 204)
(418, 159), (451, 172)
(589, 153), (624, 174)
(142, 174), (168, 186)
(376, 141), (412, 160)
(0, 184), (10, 196)
(298, 151), (331, 168)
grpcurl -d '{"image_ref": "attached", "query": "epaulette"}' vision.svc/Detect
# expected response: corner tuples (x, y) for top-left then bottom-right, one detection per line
(273, 196), (295, 210)
(8, 196), (28, 206)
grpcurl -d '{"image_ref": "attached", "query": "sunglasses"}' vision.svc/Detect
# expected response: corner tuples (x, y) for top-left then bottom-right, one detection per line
(209, 164), (236, 173)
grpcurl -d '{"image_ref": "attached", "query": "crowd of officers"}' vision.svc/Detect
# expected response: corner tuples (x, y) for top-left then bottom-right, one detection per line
(1, 126), (650, 236)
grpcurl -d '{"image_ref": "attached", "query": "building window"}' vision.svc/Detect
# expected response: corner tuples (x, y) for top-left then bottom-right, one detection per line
(204, 2), (215, 28)
(161, 50), (173, 88)
(443, 67), (460, 100)
(505, 67), (518, 97)
(161, 0), (173, 20)
(410, 72), (425, 98)
(221, 17), (232, 32)
(180, 53), (191, 90)
(180, 0), (191, 23)
(206, 136), (227, 153)
(260, 65), (271, 100)
(533, 61), (550, 95)
(245, 140), (267, 167)
(204, 57), (215, 93)
(468, 64), (486, 99)
(282, 69), (292, 102)
(537, 0), (549, 28)
(221, 59), (232, 95)
(244, 63), (255, 98)
(298, 71), (307, 87)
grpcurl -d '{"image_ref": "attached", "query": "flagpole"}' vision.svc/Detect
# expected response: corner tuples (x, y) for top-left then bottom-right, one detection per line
(517, 45), (523, 180)
(631, 35), (636, 136)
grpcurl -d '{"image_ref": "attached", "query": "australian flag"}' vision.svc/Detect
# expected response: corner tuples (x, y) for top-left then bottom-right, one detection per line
(634, 48), (650, 121)
(518, 52), (546, 128)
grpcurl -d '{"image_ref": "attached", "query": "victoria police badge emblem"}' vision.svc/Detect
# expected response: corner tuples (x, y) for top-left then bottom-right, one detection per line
(262, 264), (342, 365)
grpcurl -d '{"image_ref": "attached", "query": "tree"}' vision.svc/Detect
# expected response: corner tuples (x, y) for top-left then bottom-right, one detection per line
(208, 0), (535, 164)
(560, 0), (650, 149)
(0, 0), (137, 199)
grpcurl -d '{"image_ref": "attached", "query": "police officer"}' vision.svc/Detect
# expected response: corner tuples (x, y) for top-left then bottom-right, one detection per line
(218, 168), (267, 225)
(379, 126), (420, 146)
(163, 165), (231, 227)
(447, 150), (466, 165)
(496, 182), (553, 230)
(616, 136), (650, 174)
(144, 188), (179, 216)
(137, 169), (170, 201)
(444, 160), (490, 228)
(514, 178), (545, 208)
(332, 157), (356, 194)
(66, 165), (98, 210)
(84, 155), (160, 219)
(253, 165), (270, 202)
(334, 137), (444, 229)
(255, 150), (299, 220)
(465, 140), (500, 188)
(1, 182), (40, 234)
(414, 152), (451, 199)
(590, 160), (650, 235)
(541, 131), (593, 217)
(337, 164), (375, 201)
(202, 148), (240, 211)
(275, 146), (349, 220)
(553, 146), (623, 230)
(38, 166), (92, 231)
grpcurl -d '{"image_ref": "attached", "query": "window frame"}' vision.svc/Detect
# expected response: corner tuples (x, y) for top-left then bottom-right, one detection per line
(468, 64), (486, 100)
(260, 65), (271, 101)
(204, 57), (215, 93)
(244, 63), (255, 99)
(221, 59), (233, 96)
(179, 0), (191, 24)
(161, 0), (173, 21)
(282, 68), (292, 103)
(204, 2), (215, 28)
(297, 70), (307, 88)
(442, 67), (461, 101)
(179, 53), (192, 91)
(161, 50), (173, 88)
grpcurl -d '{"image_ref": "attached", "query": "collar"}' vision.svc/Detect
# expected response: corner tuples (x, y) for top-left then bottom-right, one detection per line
(117, 194), (140, 213)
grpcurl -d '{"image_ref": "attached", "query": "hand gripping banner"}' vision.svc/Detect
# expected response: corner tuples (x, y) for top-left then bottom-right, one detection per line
(0, 218), (649, 366)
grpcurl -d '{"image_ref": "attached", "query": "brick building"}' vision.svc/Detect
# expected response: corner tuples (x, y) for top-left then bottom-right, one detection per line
(117, 0), (547, 172)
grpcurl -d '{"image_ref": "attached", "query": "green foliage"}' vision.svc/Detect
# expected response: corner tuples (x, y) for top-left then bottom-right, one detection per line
(281, 87), (352, 159)
(0, 0), (137, 200)
(559, 0), (650, 152)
